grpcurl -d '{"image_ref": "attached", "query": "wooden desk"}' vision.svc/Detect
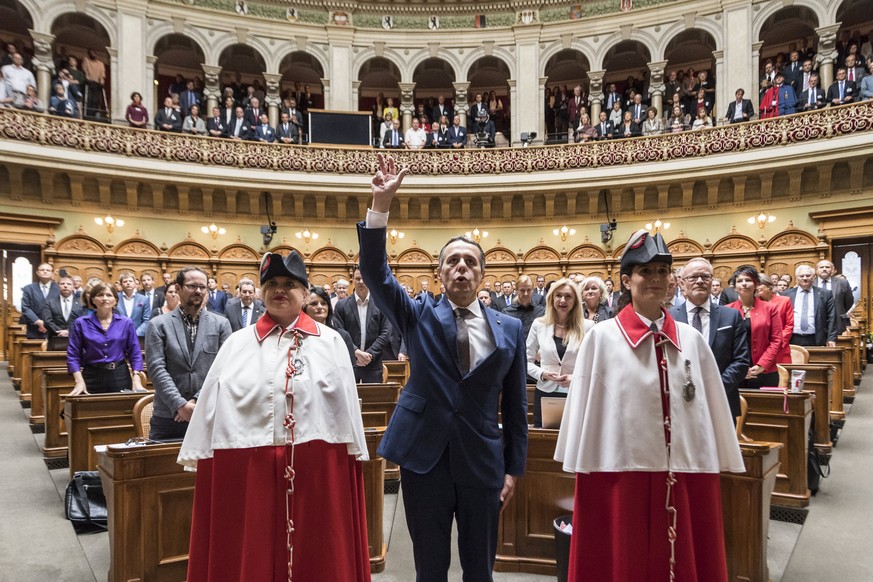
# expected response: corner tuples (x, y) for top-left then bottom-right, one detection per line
(24, 351), (67, 429)
(64, 392), (153, 477)
(358, 383), (400, 482)
(9, 330), (28, 382)
(835, 336), (858, 398)
(14, 339), (45, 395)
(806, 346), (850, 422)
(740, 390), (812, 508)
(42, 369), (75, 466)
(99, 443), (195, 582)
(383, 360), (409, 386)
(782, 363), (834, 460)
(98, 432), (388, 582)
(364, 428), (387, 573)
(494, 429), (781, 581)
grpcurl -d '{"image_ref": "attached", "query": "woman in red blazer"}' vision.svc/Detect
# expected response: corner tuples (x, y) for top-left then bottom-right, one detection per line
(756, 276), (793, 365)
(727, 265), (783, 388)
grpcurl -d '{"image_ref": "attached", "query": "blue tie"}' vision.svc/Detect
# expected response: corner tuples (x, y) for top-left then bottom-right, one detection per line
(800, 290), (809, 332)
(242, 306), (249, 327)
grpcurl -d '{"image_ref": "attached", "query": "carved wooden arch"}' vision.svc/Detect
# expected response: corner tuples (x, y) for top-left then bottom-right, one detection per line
(485, 247), (518, 264)
(309, 246), (350, 264)
(218, 243), (260, 262)
(113, 238), (162, 258)
(396, 248), (434, 265)
(766, 229), (819, 250)
(167, 240), (212, 260)
(710, 233), (760, 254)
(268, 244), (303, 257)
(54, 233), (107, 255)
(667, 237), (705, 256)
(764, 261), (790, 276)
(523, 246), (561, 262)
(567, 244), (607, 261)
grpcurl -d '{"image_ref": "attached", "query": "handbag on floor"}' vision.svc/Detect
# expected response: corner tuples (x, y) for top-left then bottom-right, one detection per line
(65, 471), (108, 532)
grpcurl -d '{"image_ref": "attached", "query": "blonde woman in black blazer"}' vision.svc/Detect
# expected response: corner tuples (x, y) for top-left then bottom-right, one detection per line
(526, 278), (594, 427)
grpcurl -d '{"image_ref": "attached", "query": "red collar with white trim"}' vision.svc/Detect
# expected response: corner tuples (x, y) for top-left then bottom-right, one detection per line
(255, 311), (321, 343)
(614, 305), (681, 351)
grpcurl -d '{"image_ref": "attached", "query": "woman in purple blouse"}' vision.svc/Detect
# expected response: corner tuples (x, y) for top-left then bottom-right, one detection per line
(125, 92), (149, 128)
(67, 282), (144, 395)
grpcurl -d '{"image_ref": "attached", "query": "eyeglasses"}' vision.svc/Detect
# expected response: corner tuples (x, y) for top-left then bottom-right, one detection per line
(183, 284), (208, 292)
(683, 274), (713, 282)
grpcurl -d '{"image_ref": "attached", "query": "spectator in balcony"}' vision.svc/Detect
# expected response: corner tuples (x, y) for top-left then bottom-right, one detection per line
(607, 100), (623, 128)
(725, 88), (754, 123)
(614, 110), (641, 138)
(66, 56), (86, 90)
(448, 114), (467, 148)
(603, 83), (623, 112)
(169, 73), (187, 97)
(431, 94), (453, 126)
(473, 110), (496, 145)
(488, 90), (504, 129)
(206, 106), (227, 137)
(427, 120), (449, 148)
(418, 114), (431, 133)
(53, 68), (82, 116)
(469, 92), (488, 128)
(846, 54), (866, 84)
(405, 117), (427, 149)
(797, 59), (817, 95)
(81, 49), (106, 117)
(593, 110), (614, 140)
(567, 85), (585, 129)
(183, 104), (207, 135)
(666, 105), (688, 132)
(628, 93), (647, 126)
(861, 61), (873, 100)
(0, 69), (11, 108)
(799, 75), (826, 110)
(774, 73), (798, 116)
(382, 97), (399, 124)
(693, 88), (714, 118)
(691, 106), (713, 131)
(13, 84), (44, 113)
(681, 67), (698, 115)
(641, 106), (663, 136)
(759, 78), (780, 119)
(282, 97), (304, 129)
(782, 50), (803, 92)
(48, 82), (76, 117)
(371, 91), (385, 132)
(228, 106), (252, 140)
(240, 84), (256, 109)
(155, 96), (182, 132)
(575, 112), (596, 142)
(664, 70), (680, 111)
(383, 118), (404, 149)
(253, 112), (275, 143)
(220, 94), (236, 128)
(244, 96), (263, 126)
(1, 52), (35, 96)
(125, 92), (149, 128)
(378, 111), (394, 145)
(760, 60), (777, 100)
(414, 102), (429, 125)
(276, 111), (299, 144)
(179, 79), (201, 118)
(827, 67), (857, 106)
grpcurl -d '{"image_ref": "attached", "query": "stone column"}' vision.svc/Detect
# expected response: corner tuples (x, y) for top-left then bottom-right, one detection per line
(352, 80), (362, 110)
(201, 64), (222, 115)
(398, 82), (416, 133)
(453, 81), (470, 127)
(263, 72), (282, 127)
(107, 47), (120, 121)
(326, 26), (354, 110)
(816, 23), (841, 90)
(28, 30), (55, 109)
(513, 29), (542, 141)
(146, 55), (158, 122)
(506, 78), (516, 144)
(587, 70), (605, 122)
(721, 0), (754, 119)
(711, 50), (725, 123)
(646, 61), (667, 119)
(320, 78), (330, 110)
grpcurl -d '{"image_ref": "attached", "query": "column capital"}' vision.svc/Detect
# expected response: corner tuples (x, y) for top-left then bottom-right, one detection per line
(146, 54), (159, 66)
(506, 78), (517, 89)
(751, 41), (764, 54)
(28, 30), (55, 58)
(647, 61), (668, 95)
(352, 80), (362, 90)
(263, 72), (282, 107)
(587, 70), (606, 98)
(202, 63), (222, 99)
(711, 49), (725, 62)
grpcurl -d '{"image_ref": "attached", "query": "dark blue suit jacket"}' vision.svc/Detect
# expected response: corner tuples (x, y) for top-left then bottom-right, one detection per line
(358, 223), (528, 489)
(670, 302), (750, 418)
(782, 286), (837, 345)
(206, 290), (228, 316)
(116, 292), (150, 336)
(20, 281), (60, 338)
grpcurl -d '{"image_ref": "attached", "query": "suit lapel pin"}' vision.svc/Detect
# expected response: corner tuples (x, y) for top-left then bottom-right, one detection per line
(683, 359), (696, 402)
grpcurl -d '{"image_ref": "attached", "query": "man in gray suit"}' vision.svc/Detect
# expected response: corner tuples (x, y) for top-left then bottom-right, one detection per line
(816, 259), (854, 334)
(225, 278), (265, 332)
(145, 266), (232, 440)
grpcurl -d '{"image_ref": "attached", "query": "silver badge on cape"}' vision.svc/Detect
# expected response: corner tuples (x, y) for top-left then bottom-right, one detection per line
(683, 359), (696, 402)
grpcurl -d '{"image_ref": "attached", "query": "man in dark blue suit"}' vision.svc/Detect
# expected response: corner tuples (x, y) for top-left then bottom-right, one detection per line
(669, 258), (750, 420)
(116, 272), (150, 345)
(19, 262), (60, 338)
(782, 265), (837, 347)
(358, 154), (528, 581)
(206, 277), (228, 315)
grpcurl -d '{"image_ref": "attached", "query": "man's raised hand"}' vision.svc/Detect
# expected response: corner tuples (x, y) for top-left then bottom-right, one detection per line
(371, 153), (408, 213)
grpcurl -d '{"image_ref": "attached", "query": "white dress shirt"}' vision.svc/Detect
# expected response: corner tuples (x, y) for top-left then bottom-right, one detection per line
(355, 292), (369, 348)
(684, 300), (710, 339)
(792, 288), (816, 334)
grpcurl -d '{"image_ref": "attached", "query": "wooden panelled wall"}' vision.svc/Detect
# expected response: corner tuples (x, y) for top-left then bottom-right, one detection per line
(43, 226), (829, 292)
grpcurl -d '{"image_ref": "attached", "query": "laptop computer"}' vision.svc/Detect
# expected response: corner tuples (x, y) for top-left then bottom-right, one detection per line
(541, 397), (567, 429)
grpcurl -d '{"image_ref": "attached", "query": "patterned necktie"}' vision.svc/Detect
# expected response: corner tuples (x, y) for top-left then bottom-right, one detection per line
(692, 306), (703, 334)
(63, 297), (70, 320)
(42, 284), (48, 298)
(242, 306), (249, 327)
(455, 308), (471, 375)
(800, 290), (810, 332)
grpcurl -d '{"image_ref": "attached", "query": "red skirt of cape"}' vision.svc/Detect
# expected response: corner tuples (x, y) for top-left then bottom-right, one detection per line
(568, 471), (727, 582)
(187, 440), (371, 582)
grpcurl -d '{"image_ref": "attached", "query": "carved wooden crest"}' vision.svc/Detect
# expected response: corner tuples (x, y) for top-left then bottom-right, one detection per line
(310, 247), (349, 263)
(219, 245), (259, 261)
(485, 248), (516, 263)
(168, 242), (210, 259)
(768, 231), (817, 249)
(667, 239), (704, 255)
(55, 235), (104, 254)
(397, 249), (433, 264)
(114, 239), (160, 257)
(568, 244), (606, 260)
(523, 246), (560, 262)
(711, 235), (757, 253)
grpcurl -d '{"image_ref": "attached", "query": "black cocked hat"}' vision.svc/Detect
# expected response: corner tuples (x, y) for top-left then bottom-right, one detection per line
(259, 251), (308, 287)
(619, 229), (672, 275)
